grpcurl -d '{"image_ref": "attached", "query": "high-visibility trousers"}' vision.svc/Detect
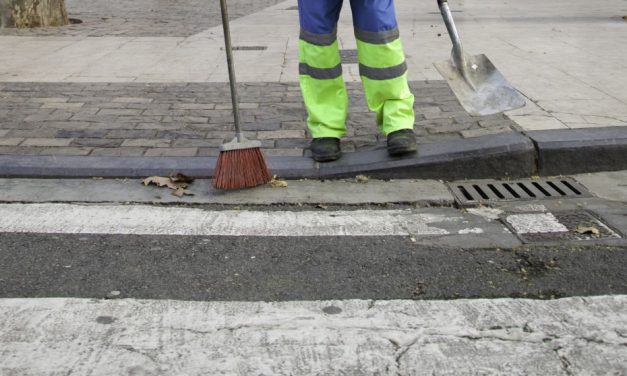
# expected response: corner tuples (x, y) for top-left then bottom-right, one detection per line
(298, 0), (415, 139)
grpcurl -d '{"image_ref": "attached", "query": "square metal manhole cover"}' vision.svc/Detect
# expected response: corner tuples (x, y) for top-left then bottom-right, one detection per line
(447, 178), (591, 206)
(502, 210), (622, 243)
(340, 49), (359, 64)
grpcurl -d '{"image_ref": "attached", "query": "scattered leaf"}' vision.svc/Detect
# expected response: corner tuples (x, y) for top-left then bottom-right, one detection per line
(143, 176), (181, 190)
(172, 187), (194, 197)
(576, 225), (600, 237)
(143, 174), (194, 198)
(169, 172), (194, 184)
(316, 204), (328, 210)
(355, 175), (369, 184)
(269, 175), (288, 188)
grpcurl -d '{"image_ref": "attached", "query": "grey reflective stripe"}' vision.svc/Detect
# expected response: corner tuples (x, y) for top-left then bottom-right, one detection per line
(359, 62), (407, 80)
(300, 28), (337, 46)
(354, 27), (400, 44)
(299, 63), (343, 79)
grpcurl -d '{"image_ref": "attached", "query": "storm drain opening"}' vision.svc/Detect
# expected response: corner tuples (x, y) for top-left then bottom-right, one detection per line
(447, 178), (591, 206)
(502, 210), (622, 244)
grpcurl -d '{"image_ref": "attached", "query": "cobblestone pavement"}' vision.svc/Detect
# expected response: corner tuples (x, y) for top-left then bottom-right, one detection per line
(0, 81), (516, 157)
(0, 0), (287, 37)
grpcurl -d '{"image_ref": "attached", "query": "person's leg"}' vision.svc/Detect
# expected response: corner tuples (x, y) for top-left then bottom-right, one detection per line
(350, 0), (415, 140)
(298, 0), (348, 140)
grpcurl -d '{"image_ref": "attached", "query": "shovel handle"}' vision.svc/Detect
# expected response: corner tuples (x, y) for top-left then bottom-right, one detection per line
(437, 0), (466, 71)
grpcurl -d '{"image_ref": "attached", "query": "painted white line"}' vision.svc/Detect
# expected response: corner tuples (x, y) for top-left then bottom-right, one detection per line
(505, 213), (569, 234)
(458, 228), (484, 234)
(0, 296), (625, 375)
(0, 204), (453, 237)
(467, 207), (504, 221)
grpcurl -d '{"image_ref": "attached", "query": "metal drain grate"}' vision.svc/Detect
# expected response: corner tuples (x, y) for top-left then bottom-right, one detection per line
(448, 178), (591, 206)
(340, 49), (359, 64)
(503, 210), (622, 243)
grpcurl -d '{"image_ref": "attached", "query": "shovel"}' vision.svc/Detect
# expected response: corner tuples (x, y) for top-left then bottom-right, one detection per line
(433, 0), (525, 116)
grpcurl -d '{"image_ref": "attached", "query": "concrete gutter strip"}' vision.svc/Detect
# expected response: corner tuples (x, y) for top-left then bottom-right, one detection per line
(574, 171), (627, 203)
(528, 126), (627, 176)
(0, 178), (455, 205)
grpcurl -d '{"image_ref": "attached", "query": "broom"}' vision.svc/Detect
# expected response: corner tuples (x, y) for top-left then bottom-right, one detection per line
(212, 0), (272, 190)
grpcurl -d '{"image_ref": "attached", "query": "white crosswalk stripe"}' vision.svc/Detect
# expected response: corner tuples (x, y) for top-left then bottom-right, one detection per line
(0, 203), (468, 237)
(1, 296), (626, 375)
(1, 202), (626, 375)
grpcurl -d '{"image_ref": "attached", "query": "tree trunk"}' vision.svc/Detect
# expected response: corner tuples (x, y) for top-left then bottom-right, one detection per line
(0, 0), (68, 28)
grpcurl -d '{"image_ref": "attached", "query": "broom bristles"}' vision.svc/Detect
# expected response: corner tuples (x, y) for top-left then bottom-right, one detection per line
(212, 147), (272, 190)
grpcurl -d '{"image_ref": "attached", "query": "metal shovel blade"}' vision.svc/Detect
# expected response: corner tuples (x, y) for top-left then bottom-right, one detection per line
(434, 52), (526, 117)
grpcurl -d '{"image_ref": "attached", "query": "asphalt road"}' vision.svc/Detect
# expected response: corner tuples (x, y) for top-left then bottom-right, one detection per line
(1, 233), (625, 301)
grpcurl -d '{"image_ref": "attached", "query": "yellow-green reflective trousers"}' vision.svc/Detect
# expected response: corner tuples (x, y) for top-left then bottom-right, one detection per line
(299, 35), (414, 139)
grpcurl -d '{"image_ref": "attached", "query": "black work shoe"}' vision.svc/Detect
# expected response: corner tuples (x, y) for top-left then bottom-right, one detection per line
(310, 137), (342, 162)
(387, 129), (417, 156)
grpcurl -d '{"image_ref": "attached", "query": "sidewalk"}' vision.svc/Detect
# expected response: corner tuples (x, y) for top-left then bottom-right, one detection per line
(0, 0), (626, 178)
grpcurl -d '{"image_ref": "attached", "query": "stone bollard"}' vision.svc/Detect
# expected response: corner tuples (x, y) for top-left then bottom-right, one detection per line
(0, 0), (69, 28)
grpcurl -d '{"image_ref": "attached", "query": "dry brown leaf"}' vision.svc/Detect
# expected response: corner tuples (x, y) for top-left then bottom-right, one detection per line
(172, 187), (194, 197)
(355, 175), (369, 184)
(269, 175), (288, 188)
(576, 225), (600, 236)
(169, 172), (195, 184)
(144, 176), (189, 189)
(316, 204), (328, 210)
(144, 176), (176, 189)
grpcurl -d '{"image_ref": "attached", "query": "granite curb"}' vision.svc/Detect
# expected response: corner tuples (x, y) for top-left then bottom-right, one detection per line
(0, 132), (530, 179)
(0, 127), (624, 180)
(526, 127), (627, 176)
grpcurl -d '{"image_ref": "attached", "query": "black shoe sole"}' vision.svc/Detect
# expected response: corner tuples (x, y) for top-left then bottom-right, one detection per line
(312, 151), (342, 162)
(388, 145), (417, 156)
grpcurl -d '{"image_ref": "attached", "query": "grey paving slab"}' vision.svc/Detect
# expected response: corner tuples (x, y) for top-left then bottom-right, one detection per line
(0, 178), (455, 206)
(0, 81), (517, 158)
(0, 0), (287, 37)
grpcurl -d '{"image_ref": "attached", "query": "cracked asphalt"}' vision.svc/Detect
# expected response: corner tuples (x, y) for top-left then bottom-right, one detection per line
(1, 233), (625, 301)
